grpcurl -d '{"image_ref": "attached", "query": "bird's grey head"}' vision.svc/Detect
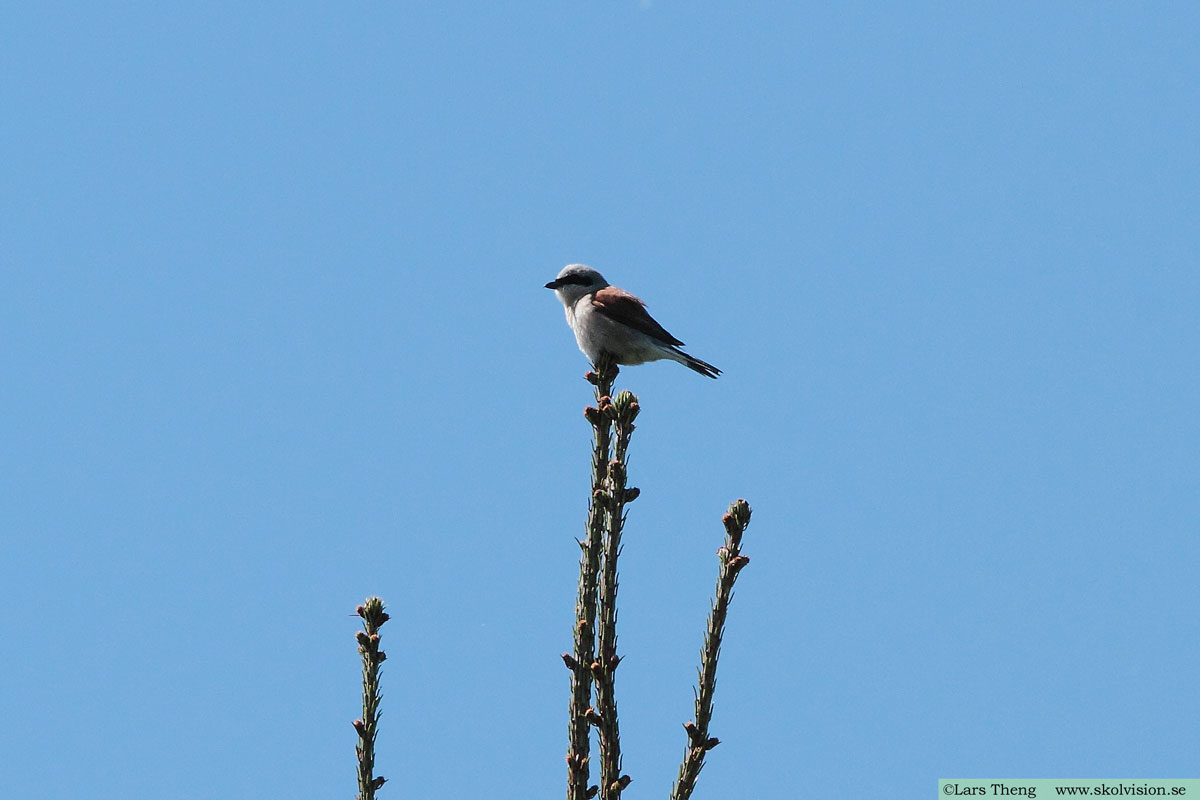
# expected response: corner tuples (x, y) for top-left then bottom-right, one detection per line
(544, 263), (609, 305)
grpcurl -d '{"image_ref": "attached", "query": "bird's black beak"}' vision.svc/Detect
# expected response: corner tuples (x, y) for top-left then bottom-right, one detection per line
(544, 279), (561, 290)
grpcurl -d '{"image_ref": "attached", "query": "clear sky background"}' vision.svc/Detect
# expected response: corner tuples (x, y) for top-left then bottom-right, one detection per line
(3, 3), (1198, 798)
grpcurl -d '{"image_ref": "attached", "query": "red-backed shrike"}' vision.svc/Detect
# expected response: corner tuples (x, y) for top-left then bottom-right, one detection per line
(545, 264), (721, 379)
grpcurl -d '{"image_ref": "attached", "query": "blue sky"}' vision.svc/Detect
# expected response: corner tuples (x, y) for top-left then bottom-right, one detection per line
(3, 3), (1198, 798)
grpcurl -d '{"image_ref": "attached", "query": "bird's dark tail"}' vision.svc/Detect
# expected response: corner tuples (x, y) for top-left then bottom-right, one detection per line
(675, 349), (721, 379)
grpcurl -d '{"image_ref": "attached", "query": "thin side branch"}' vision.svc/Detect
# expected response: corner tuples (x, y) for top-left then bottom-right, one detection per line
(671, 500), (753, 800)
(594, 389), (640, 800)
(566, 355), (619, 800)
(355, 597), (390, 800)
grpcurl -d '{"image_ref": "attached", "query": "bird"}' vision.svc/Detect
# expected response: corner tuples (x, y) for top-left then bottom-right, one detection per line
(544, 264), (721, 378)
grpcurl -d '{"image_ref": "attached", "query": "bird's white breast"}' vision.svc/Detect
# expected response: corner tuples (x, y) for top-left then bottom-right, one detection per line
(564, 293), (668, 366)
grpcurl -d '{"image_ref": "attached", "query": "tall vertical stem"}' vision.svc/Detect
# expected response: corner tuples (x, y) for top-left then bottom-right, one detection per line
(595, 390), (639, 799)
(355, 597), (390, 800)
(671, 500), (753, 800)
(565, 356), (618, 800)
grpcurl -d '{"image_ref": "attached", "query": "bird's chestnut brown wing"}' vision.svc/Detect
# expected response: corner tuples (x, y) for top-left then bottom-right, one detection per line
(590, 286), (685, 346)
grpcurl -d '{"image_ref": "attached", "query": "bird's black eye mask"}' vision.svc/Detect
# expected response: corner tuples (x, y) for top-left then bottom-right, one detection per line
(546, 275), (593, 289)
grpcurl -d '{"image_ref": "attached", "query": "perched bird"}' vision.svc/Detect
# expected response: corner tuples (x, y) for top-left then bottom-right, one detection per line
(545, 264), (720, 378)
